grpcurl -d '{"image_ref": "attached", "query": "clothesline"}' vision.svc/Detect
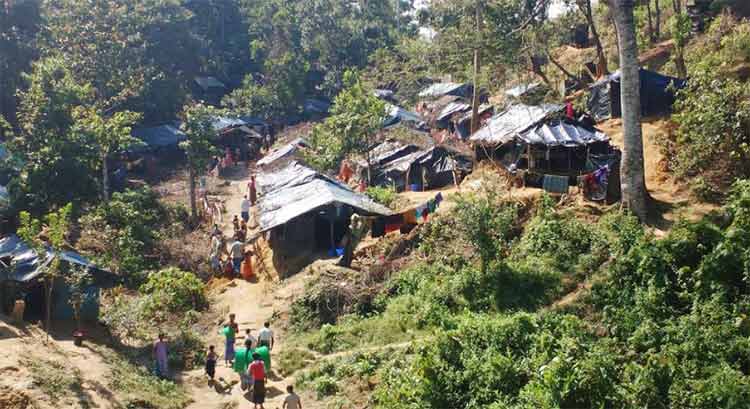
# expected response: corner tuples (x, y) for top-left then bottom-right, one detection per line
(371, 192), (444, 238)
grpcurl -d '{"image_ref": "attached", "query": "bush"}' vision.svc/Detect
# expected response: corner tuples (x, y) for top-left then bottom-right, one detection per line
(365, 186), (398, 208)
(139, 268), (207, 316)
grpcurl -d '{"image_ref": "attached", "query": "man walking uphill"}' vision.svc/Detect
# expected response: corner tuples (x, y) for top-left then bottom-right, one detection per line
(230, 239), (244, 276)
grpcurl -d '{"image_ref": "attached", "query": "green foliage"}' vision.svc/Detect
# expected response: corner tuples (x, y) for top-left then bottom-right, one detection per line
(23, 358), (84, 401)
(365, 186), (399, 208)
(453, 190), (519, 272)
(303, 71), (386, 172)
(106, 349), (192, 409)
(139, 268), (207, 316)
(79, 188), (172, 278)
(669, 68), (750, 199)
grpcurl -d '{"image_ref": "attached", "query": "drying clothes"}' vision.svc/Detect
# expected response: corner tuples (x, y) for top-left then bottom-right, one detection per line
(427, 199), (437, 213)
(435, 192), (443, 205)
(594, 165), (610, 186)
(421, 207), (430, 222)
(403, 209), (418, 225)
(542, 174), (570, 195)
(371, 218), (386, 238)
(385, 214), (404, 233)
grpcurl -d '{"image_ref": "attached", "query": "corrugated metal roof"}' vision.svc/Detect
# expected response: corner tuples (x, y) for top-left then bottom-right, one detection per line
(211, 116), (248, 132)
(470, 103), (564, 146)
(384, 104), (426, 128)
(256, 163), (392, 232)
(519, 121), (609, 146)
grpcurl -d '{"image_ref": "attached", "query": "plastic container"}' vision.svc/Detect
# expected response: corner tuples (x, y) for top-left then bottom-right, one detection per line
(410, 184), (420, 192)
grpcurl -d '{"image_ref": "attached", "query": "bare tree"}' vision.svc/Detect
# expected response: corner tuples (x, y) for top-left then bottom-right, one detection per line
(576, 0), (609, 76)
(608, 0), (649, 221)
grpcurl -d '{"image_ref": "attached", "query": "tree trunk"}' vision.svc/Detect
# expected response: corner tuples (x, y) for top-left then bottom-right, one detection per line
(654, 0), (661, 38)
(470, 2), (482, 134)
(672, 0), (680, 14)
(102, 154), (110, 202)
(580, 0), (608, 77)
(188, 167), (197, 220)
(645, 1), (656, 43)
(45, 278), (53, 342)
(546, 50), (585, 90)
(674, 46), (688, 78)
(610, 0), (649, 221)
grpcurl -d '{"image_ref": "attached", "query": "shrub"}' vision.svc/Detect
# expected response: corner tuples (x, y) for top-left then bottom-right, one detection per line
(365, 186), (398, 208)
(139, 268), (207, 315)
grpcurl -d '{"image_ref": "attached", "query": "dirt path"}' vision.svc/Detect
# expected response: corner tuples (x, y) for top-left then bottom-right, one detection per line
(183, 168), (321, 409)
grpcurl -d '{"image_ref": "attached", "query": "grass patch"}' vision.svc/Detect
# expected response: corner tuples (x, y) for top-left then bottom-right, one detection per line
(277, 348), (316, 377)
(106, 352), (192, 409)
(23, 358), (84, 402)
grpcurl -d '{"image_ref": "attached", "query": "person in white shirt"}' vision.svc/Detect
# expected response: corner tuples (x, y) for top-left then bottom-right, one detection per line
(244, 328), (257, 350)
(283, 385), (302, 409)
(230, 240), (244, 276)
(240, 196), (251, 223)
(258, 322), (274, 350)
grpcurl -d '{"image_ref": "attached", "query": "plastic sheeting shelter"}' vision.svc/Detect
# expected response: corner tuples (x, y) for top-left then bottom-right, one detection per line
(194, 76), (225, 91)
(470, 103), (565, 147)
(131, 123), (186, 151)
(369, 145), (474, 192)
(587, 68), (686, 122)
(256, 138), (309, 168)
(418, 82), (474, 99)
(383, 104), (427, 130)
(256, 162), (392, 276)
(0, 235), (115, 321)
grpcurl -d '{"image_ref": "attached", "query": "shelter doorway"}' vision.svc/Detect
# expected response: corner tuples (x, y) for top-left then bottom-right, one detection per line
(23, 283), (45, 322)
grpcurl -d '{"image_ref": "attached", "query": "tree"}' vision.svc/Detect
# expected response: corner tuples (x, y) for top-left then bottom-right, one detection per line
(303, 71), (385, 179)
(18, 203), (73, 340)
(12, 57), (99, 213)
(72, 108), (142, 202)
(608, 0), (649, 220)
(670, 12), (691, 78)
(0, 0), (41, 127)
(575, 0), (609, 76)
(180, 103), (220, 221)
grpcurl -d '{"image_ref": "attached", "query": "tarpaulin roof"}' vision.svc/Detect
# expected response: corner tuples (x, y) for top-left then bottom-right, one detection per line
(257, 138), (308, 167)
(131, 123), (186, 149)
(256, 163), (392, 232)
(436, 101), (472, 122)
(212, 116), (248, 133)
(383, 104), (426, 129)
(194, 76), (225, 91)
(505, 83), (542, 98)
(0, 235), (104, 284)
(518, 120), (609, 146)
(418, 82), (470, 99)
(304, 98), (332, 114)
(374, 89), (395, 100)
(457, 104), (494, 125)
(470, 103), (564, 146)
(362, 141), (423, 168)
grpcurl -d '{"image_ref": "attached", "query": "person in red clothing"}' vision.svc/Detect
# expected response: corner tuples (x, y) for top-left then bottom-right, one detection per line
(248, 353), (266, 408)
(565, 100), (575, 120)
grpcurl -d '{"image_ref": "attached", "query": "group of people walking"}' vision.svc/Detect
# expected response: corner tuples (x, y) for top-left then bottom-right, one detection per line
(201, 313), (298, 409)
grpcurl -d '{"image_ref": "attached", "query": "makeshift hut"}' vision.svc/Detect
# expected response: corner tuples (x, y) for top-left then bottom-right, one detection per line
(303, 98), (332, 120)
(453, 105), (495, 140)
(131, 123), (186, 154)
(211, 116), (269, 161)
(587, 68), (687, 122)
(471, 103), (620, 199)
(369, 145), (474, 192)
(255, 162), (392, 276)
(418, 82), (475, 100)
(256, 137), (309, 169)
(0, 235), (116, 322)
(383, 104), (428, 131)
(193, 76), (226, 105)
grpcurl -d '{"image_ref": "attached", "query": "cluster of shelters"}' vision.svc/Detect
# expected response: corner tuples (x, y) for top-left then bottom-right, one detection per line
(0, 235), (115, 321)
(415, 82), (491, 141)
(362, 140), (474, 192)
(471, 103), (619, 199)
(254, 162), (392, 277)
